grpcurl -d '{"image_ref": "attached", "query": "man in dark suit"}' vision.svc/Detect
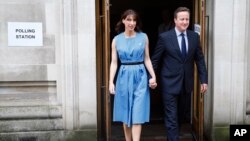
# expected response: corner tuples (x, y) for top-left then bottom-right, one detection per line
(151, 7), (208, 141)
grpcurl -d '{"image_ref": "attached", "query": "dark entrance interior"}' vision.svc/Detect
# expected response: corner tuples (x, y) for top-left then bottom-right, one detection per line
(109, 0), (194, 140)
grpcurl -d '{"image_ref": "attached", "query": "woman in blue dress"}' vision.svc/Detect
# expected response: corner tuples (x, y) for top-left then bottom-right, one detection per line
(109, 9), (157, 141)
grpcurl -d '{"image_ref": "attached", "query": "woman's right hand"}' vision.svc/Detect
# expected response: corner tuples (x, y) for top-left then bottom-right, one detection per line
(109, 83), (115, 95)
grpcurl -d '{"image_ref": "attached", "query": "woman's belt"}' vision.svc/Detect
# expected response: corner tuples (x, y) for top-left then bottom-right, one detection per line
(121, 61), (144, 65)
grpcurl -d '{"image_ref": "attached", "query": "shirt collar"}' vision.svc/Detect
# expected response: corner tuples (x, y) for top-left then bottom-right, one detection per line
(175, 27), (187, 36)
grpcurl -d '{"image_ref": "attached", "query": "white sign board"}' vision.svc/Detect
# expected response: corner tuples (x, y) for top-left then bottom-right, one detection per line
(194, 24), (201, 35)
(8, 22), (43, 46)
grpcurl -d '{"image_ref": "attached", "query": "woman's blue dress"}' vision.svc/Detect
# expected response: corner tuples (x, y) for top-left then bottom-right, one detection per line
(113, 32), (150, 127)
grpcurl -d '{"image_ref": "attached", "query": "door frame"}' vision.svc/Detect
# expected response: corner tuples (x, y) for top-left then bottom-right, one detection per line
(192, 0), (207, 140)
(96, 0), (207, 140)
(96, 0), (111, 140)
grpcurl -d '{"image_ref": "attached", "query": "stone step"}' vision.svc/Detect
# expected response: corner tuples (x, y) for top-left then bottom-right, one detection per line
(0, 105), (62, 119)
(0, 81), (58, 106)
(0, 93), (59, 106)
(0, 119), (63, 132)
(0, 130), (97, 141)
(0, 130), (65, 141)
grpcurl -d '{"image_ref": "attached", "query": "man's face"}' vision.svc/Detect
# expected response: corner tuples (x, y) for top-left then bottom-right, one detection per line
(174, 11), (190, 32)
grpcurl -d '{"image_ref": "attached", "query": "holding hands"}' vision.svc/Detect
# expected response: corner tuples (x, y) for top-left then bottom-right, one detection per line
(149, 78), (157, 89)
(109, 78), (157, 95)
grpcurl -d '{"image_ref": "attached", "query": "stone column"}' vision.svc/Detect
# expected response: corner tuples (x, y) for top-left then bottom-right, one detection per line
(211, 0), (248, 140)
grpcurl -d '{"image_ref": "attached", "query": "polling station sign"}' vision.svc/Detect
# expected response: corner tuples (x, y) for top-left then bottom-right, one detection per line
(8, 22), (43, 46)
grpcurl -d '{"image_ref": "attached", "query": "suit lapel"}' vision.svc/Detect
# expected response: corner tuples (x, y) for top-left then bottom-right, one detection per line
(169, 29), (183, 61)
(186, 31), (194, 60)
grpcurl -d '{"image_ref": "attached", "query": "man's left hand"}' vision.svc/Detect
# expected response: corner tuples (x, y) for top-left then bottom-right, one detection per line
(200, 83), (208, 93)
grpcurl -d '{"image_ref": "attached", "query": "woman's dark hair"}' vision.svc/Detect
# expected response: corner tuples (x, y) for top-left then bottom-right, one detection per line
(115, 9), (142, 33)
(174, 7), (190, 19)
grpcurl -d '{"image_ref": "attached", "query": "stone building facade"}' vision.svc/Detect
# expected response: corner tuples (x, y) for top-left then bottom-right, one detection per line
(0, 0), (250, 141)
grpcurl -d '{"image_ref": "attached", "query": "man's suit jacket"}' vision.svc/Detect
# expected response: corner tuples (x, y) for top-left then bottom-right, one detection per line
(151, 28), (207, 94)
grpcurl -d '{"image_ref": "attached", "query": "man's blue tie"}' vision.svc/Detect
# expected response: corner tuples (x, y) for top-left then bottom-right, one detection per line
(181, 33), (187, 60)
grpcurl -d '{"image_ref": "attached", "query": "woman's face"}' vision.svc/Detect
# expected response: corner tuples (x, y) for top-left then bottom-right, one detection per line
(122, 14), (137, 32)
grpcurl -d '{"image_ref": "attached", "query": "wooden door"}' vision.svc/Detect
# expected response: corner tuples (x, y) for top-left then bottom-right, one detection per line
(192, 0), (207, 140)
(96, 0), (111, 140)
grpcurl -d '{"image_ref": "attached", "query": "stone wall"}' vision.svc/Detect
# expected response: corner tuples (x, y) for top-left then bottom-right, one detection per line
(208, 0), (250, 140)
(0, 0), (97, 140)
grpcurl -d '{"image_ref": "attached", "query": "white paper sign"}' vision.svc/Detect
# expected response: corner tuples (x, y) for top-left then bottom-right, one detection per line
(194, 24), (201, 35)
(8, 22), (43, 46)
